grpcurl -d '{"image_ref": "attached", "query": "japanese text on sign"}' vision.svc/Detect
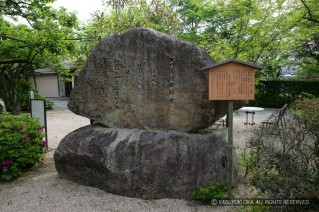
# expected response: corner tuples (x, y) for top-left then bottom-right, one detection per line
(209, 68), (255, 100)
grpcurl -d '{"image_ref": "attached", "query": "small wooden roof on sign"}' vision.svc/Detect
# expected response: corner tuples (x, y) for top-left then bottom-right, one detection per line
(201, 58), (263, 71)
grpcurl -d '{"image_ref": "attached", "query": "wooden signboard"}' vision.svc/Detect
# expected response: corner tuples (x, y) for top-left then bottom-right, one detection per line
(205, 59), (261, 101)
(202, 59), (262, 199)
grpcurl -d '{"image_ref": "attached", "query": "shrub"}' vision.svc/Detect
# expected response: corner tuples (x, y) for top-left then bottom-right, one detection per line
(192, 181), (227, 202)
(292, 98), (319, 143)
(43, 98), (54, 109)
(243, 110), (319, 210)
(0, 113), (47, 181)
(240, 148), (257, 178)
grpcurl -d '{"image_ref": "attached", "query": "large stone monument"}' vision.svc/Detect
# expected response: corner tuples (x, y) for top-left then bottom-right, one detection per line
(54, 28), (238, 200)
(67, 28), (229, 132)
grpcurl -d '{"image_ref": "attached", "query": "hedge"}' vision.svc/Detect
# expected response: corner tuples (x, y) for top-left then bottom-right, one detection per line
(249, 79), (319, 108)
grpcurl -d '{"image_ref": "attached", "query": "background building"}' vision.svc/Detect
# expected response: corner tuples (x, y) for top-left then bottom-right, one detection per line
(28, 68), (74, 98)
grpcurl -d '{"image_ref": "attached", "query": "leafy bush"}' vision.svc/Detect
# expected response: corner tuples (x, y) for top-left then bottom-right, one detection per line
(43, 98), (54, 109)
(240, 148), (257, 178)
(292, 98), (319, 204)
(292, 98), (319, 143)
(243, 109), (319, 210)
(192, 181), (227, 202)
(0, 113), (47, 181)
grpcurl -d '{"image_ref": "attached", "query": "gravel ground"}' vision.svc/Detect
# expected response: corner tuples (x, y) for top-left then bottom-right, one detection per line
(0, 99), (276, 212)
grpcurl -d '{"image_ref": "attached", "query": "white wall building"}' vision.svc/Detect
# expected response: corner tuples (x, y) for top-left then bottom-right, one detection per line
(28, 69), (74, 98)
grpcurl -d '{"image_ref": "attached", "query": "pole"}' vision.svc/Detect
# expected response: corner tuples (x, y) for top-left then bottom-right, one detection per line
(227, 101), (233, 199)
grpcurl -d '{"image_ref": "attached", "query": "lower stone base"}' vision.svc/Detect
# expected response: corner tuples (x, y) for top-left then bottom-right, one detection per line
(54, 125), (237, 199)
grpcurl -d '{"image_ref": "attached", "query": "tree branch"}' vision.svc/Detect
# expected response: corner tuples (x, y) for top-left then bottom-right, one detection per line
(0, 34), (29, 43)
(0, 60), (32, 65)
(303, 17), (319, 24)
(234, 17), (245, 58)
(1, 34), (93, 42)
(253, 32), (280, 63)
(301, 0), (319, 24)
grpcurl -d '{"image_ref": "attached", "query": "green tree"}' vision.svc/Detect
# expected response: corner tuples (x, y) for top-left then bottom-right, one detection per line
(0, 0), (55, 21)
(104, 0), (131, 32)
(170, 0), (216, 43)
(175, 1), (292, 67)
(285, 0), (319, 79)
(0, 0), (78, 114)
(79, 0), (182, 58)
(169, 0), (319, 78)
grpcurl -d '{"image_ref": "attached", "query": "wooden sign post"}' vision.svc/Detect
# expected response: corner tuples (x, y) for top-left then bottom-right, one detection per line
(203, 59), (262, 199)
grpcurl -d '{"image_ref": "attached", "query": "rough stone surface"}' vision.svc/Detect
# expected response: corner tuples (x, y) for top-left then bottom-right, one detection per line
(54, 125), (238, 200)
(68, 28), (231, 132)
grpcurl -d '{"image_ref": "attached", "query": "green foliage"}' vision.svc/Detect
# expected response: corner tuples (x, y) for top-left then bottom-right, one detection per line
(292, 98), (319, 137)
(249, 79), (319, 108)
(192, 181), (227, 202)
(209, 0), (287, 64)
(0, 113), (47, 181)
(168, 0), (319, 78)
(244, 110), (319, 209)
(17, 79), (33, 111)
(295, 57), (319, 79)
(0, 0), (55, 18)
(79, 0), (182, 58)
(0, 1), (79, 114)
(287, 0), (319, 73)
(44, 99), (54, 110)
(2, 0), (319, 115)
(170, 0), (216, 43)
(241, 148), (257, 178)
(292, 98), (319, 154)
